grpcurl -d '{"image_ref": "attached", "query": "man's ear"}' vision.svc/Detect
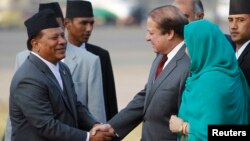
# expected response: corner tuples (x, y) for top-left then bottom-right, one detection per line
(166, 29), (175, 40)
(197, 12), (204, 20)
(31, 38), (40, 52)
(64, 18), (71, 28)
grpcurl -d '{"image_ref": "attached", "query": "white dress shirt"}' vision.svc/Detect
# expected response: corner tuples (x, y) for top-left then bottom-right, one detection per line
(163, 41), (185, 69)
(31, 52), (63, 90)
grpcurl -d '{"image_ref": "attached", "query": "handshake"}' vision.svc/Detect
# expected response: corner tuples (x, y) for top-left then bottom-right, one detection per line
(90, 123), (119, 141)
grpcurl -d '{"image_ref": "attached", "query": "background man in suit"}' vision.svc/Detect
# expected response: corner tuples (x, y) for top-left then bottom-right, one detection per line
(4, 2), (65, 141)
(228, 0), (250, 86)
(173, 0), (235, 48)
(65, 0), (118, 121)
(172, 0), (204, 22)
(64, 0), (106, 122)
(108, 5), (190, 141)
(9, 9), (114, 141)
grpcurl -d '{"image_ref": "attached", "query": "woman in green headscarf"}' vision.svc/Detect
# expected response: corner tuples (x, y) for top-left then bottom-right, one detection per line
(169, 20), (250, 141)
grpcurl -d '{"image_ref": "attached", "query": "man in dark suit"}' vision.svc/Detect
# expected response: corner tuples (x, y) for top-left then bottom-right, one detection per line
(108, 5), (190, 141)
(4, 2), (65, 141)
(64, 0), (118, 121)
(228, 0), (250, 86)
(9, 9), (114, 141)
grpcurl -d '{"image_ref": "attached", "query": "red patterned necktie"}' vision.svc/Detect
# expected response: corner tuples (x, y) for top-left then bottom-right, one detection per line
(155, 55), (168, 79)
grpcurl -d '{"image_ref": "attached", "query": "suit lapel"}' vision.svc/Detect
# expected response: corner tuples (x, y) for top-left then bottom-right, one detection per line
(29, 54), (77, 121)
(59, 64), (78, 122)
(146, 54), (162, 92)
(29, 54), (63, 94)
(144, 45), (186, 113)
(44, 71), (76, 118)
(41, 63), (74, 117)
(238, 43), (250, 65)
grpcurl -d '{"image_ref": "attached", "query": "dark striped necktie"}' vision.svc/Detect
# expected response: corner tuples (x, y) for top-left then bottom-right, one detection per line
(155, 55), (168, 79)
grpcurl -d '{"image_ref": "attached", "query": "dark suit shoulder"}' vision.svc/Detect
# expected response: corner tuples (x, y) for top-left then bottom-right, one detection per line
(86, 43), (109, 55)
(238, 43), (250, 86)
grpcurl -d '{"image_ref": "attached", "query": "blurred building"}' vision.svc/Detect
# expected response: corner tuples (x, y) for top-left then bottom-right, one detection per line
(0, 0), (36, 29)
(84, 0), (145, 25)
(0, 0), (230, 30)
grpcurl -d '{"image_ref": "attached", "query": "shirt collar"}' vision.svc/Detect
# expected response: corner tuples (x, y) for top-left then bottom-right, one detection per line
(167, 41), (185, 62)
(68, 42), (86, 50)
(162, 41), (184, 69)
(236, 40), (250, 59)
(31, 51), (60, 73)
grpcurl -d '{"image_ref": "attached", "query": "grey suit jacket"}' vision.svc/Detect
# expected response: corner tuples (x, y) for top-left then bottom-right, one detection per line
(64, 44), (106, 123)
(9, 54), (97, 141)
(4, 46), (106, 141)
(109, 45), (190, 141)
(5, 50), (30, 141)
(13, 46), (106, 122)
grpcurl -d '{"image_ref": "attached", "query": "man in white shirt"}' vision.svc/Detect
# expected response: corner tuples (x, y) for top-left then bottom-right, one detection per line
(108, 5), (190, 141)
(4, 2), (66, 141)
(9, 9), (114, 141)
(228, 0), (250, 86)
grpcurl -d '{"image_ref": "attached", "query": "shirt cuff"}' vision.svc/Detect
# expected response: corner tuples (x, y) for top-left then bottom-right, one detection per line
(86, 132), (90, 141)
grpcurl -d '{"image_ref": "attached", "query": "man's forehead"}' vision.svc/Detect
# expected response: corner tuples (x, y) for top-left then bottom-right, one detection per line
(42, 27), (63, 35)
(173, 0), (193, 13)
(173, 0), (193, 7)
(228, 14), (250, 18)
(73, 17), (94, 22)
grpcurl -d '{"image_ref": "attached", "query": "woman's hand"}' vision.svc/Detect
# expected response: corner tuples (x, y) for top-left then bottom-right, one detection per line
(169, 115), (184, 133)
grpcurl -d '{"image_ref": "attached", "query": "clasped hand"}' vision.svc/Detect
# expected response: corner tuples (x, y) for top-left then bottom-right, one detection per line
(169, 115), (184, 133)
(90, 124), (116, 141)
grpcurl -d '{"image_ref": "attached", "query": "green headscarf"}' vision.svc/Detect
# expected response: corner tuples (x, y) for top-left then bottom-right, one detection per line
(178, 20), (250, 141)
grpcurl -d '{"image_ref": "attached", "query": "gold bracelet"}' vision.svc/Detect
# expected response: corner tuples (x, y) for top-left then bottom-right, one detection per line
(178, 122), (183, 132)
(182, 122), (188, 135)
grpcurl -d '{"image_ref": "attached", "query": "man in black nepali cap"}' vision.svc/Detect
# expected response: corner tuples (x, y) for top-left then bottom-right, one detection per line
(228, 0), (250, 87)
(64, 0), (118, 122)
(3, 3), (66, 141)
(9, 9), (115, 141)
(65, 0), (118, 120)
(14, 1), (65, 67)
(13, 1), (65, 69)
(63, 0), (107, 123)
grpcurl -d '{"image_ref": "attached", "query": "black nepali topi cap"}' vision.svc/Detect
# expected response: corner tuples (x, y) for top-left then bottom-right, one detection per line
(66, 0), (94, 18)
(39, 2), (64, 19)
(24, 9), (60, 50)
(229, 0), (250, 15)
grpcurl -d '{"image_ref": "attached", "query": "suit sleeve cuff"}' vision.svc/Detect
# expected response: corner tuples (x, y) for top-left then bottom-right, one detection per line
(86, 132), (90, 141)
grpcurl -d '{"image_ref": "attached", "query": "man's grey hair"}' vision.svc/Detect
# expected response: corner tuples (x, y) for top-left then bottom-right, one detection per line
(193, 0), (204, 14)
